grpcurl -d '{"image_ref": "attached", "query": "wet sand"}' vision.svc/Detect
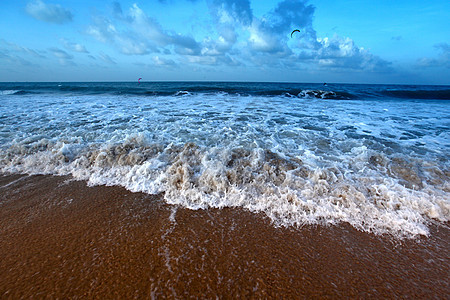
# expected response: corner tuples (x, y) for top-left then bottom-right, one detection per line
(0, 174), (449, 298)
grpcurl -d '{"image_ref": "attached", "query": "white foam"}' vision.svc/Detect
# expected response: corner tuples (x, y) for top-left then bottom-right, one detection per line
(1, 90), (19, 95)
(2, 139), (448, 238)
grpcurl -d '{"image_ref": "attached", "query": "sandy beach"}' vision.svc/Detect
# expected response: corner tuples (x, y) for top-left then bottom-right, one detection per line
(0, 174), (448, 298)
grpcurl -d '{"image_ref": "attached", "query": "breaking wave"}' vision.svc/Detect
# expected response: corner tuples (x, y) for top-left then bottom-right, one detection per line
(1, 136), (448, 238)
(0, 90), (29, 95)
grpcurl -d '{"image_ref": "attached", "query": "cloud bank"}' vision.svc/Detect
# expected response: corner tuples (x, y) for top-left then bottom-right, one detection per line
(84, 0), (391, 74)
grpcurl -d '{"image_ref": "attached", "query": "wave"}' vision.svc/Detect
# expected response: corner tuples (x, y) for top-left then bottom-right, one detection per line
(294, 89), (353, 99)
(1, 90), (20, 95)
(2, 82), (449, 100)
(51, 84), (354, 99)
(1, 136), (448, 238)
(0, 90), (35, 95)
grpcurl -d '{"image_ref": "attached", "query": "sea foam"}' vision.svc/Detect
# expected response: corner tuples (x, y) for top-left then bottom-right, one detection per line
(1, 136), (448, 238)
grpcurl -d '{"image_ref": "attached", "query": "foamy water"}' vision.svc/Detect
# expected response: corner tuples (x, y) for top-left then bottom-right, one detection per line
(1, 82), (449, 237)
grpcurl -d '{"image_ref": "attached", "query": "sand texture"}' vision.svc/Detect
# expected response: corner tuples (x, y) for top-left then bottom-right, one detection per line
(0, 174), (449, 298)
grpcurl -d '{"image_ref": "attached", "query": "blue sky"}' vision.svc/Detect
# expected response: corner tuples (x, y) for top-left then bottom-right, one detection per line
(0, 0), (449, 84)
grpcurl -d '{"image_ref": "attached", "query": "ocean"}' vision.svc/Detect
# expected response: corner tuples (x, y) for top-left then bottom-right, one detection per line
(1, 81), (449, 297)
(0, 82), (449, 238)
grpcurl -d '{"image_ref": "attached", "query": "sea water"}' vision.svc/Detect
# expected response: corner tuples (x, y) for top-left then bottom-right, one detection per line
(0, 82), (449, 237)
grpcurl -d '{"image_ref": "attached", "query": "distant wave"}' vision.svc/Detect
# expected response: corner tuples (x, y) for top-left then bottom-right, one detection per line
(1, 82), (449, 101)
(1, 90), (42, 95)
(174, 90), (192, 96)
(1, 85), (354, 99)
(1, 90), (26, 95)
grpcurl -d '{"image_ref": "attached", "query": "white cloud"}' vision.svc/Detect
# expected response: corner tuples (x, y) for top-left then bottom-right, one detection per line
(245, 0), (316, 56)
(210, 0), (253, 26)
(49, 47), (72, 59)
(0, 39), (44, 67)
(98, 53), (117, 65)
(241, 1), (390, 73)
(126, 4), (170, 45)
(86, 17), (118, 44)
(90, 0), (248, 62)
(248, 19), (290, 55)
(417, 43), (450, 69)
(203, 0), (252, 56)
(153, 56), (176, 66)
(26, 0), (73, 24)
(86, 14), (153, 55)
(127, 3), (201, 55)
(171, 34), (201, 55)
(313, 36), (391, 71)
(61, 39), (89, 53)
(187, 53), (241, 66)
(87, 3), (200, 56)
(0, 39), (46, 59)
(0, 50), (34, 67)
(49, 47), (76, 65)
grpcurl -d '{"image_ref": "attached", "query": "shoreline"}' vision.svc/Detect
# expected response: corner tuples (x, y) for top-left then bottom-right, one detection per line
(0, 174), (449, 298)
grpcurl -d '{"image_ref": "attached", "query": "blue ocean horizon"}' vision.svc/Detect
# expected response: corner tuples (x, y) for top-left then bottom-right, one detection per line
(1, 81), (450, 99)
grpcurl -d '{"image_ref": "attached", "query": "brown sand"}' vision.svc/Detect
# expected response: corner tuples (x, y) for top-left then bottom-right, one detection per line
(0, 174), (449, 298)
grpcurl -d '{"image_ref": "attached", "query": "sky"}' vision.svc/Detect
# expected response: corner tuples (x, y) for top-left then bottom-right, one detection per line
(0, 0), (449, 84)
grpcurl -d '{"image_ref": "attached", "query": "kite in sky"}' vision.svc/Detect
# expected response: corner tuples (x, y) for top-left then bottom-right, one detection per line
(291, 29), (300, 38)
(138, 78), (142, 84)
